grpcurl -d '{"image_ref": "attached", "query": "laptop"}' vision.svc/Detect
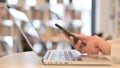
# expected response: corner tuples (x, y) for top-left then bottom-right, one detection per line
(6, 5), (113, 65)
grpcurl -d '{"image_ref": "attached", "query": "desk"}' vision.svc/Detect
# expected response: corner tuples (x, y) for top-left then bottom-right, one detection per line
(0, 51), (120, 68)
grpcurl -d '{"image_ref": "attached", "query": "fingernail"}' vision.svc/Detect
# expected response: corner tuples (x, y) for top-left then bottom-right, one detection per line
(70, 36), (72, 39)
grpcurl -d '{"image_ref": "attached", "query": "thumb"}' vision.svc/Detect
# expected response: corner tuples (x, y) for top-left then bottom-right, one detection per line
(72, 33), (89, 43)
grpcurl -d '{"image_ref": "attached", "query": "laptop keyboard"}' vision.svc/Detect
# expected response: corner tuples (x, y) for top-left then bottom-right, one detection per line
(49, 50), (82, 61)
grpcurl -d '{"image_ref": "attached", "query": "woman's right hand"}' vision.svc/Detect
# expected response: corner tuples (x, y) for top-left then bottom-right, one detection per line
(64, 33), (111, 55)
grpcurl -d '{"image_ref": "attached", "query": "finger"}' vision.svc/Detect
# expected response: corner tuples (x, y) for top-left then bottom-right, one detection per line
(79, 46), (88, 53)
(78, 43), (91, 54)
(75, 40), (81, 49)
(70, 36), (75, 45)
(63, 33), (69, 39)
(72, 40), (87, 53)
(85, 42), (99, 55)
(72, 33), (87, 39)
(87, 49), (99, 55)
(72, 33), (89, 43)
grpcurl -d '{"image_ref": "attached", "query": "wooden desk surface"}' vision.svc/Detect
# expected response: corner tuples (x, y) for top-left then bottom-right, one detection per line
(0, 51), (120, 68)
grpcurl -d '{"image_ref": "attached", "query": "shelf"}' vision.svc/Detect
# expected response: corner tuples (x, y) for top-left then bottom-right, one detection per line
(41, 34), (67, 42)
(0, 2), (82, 52)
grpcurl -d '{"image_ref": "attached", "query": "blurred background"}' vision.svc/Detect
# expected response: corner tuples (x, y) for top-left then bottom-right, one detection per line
(0, 0), (118, 57)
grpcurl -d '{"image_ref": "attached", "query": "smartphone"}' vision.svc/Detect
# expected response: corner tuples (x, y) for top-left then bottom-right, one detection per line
(55, 23), (86, 45)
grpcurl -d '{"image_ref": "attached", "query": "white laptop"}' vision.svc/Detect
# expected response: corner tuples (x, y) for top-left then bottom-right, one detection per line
(6, 5), (113, 65)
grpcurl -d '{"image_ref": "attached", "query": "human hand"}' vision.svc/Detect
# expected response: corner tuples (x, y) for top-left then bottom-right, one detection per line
(64, 33), (111, 55)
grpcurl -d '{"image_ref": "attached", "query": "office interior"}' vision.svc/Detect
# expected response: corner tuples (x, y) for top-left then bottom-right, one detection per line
(0, 0), (118, 57)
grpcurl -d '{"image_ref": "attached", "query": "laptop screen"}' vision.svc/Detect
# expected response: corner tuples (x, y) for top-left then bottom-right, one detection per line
(7, 5), (47, 57)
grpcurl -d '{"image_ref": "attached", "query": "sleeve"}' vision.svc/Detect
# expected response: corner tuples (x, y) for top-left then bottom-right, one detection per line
(107, 38), (120, 63)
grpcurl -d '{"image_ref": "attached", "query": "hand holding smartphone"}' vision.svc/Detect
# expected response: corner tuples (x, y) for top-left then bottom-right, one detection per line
(55, 23), (86, 46)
